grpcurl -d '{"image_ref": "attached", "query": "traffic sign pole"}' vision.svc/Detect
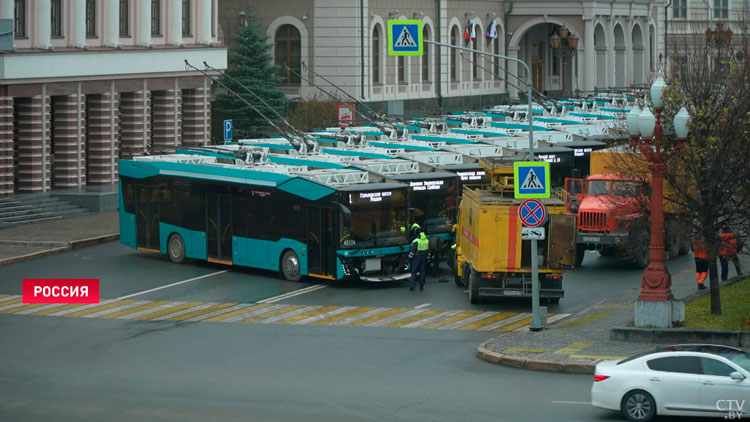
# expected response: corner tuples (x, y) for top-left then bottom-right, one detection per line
(519, 199), (548, 331)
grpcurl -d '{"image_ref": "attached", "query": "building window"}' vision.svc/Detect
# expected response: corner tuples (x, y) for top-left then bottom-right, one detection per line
(673, 0), (688, 18)
(450, 26), (458, 81)
(14, 0), (26, 38)
(398, 56), (405, 84)
(86, 0), (96, 37)
(422, 26), (430, 82)
(372, 25), (381, 84)
(494, 37), (501, 80)
(472, 26), (481, 80)
(182, 0), (191, 36)
(119, 0), (129, 36)
(51, 0), (62, 38)
(151, 0), (161, 36)
(275, 24), (301, 85)
(714, 0), (729, 19)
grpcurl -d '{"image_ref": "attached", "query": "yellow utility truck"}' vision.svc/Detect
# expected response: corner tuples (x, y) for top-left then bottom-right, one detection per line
(454, 157), (577, 304)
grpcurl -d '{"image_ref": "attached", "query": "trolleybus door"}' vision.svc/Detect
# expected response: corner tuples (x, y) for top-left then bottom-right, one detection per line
(306, 206), (334, 278)
(207, 193), (232, 264)
(135, 184), (160, 251)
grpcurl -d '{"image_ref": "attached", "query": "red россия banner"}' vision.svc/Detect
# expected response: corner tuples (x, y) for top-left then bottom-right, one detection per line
(22, 279), (100, 303)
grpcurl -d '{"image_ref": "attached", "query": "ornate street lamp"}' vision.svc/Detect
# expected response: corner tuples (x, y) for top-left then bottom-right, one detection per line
(626, 76), (690, 328)
(549, 26), (579, 96)
(705, 23), (733, 49)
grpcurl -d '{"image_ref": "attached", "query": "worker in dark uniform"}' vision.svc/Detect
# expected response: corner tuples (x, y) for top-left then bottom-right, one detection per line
(408, 230), (429, 291)
(427, 234), (443, 277)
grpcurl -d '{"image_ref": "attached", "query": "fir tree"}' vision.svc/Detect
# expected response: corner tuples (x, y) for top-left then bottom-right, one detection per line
(213, 14), (289, 139)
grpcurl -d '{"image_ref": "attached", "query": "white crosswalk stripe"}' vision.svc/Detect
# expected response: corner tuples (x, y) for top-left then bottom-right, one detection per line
(292, 306), (357, 325)
(117, 301), (190, 320)
(220, 304), (287, 323)
(0, 295), (21, 304)
(258, 306), (322, 323)
(15, 302), (68, 315)
(83, 301), (152, 318)
(151, 303), (219, 321)
(439, 311), (501, 330)
(402, 310), (461, 328)
(327, 307), (392, 326)
(184, 303), (256, 322)
(363, 308), (426, 327)
(47, 299), (118, 316)
(478, 312), (532, 330)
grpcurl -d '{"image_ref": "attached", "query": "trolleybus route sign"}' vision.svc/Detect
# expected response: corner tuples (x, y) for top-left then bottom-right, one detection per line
(519, 199), (547, 228)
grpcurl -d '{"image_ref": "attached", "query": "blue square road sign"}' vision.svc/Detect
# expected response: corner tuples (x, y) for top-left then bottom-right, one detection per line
(224, 119), (233, 141)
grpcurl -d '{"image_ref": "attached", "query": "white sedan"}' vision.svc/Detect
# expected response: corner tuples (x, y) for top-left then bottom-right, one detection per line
(591, 344), (750, 421)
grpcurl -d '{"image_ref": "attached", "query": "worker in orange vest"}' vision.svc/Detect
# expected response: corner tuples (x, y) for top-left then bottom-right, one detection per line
(719, 226), (743, 281)
(693, 236), (709, 289)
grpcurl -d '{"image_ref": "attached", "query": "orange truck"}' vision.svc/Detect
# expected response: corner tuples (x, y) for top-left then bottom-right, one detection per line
(565, 147), (691, 268)
(454, 157), (577, 304)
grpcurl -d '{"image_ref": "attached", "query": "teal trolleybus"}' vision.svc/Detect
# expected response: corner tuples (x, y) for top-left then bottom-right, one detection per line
(118, 155), (412, 282)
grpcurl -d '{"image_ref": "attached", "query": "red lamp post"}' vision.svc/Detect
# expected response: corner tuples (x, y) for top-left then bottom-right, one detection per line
(626, 77), (690, 323)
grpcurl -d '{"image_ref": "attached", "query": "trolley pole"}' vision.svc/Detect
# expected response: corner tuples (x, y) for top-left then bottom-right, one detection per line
(424, 40), (544, 330)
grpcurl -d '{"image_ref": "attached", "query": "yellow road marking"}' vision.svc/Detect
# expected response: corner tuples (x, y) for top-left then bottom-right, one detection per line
(558, 312), (612, 328)
(347, 308), (409, 326)
(458, 312), (516, 330)
(168, 303), (237, 321)
(384, 309), (443, 327)
(495, 316), (533, 331)
(203, 303), (271, 322)
(309, 307), (375, 325)
(99, 301), (169, 319)
(272, 306), (340, 324)
(554, 340), (598, 355)
(569, 354), (627, 360)
(504, 348), (546, 353)
(32, 303), (87, 316)
(0, 294), (8, 298)
(422, 311), (483, 329)
(64, 300), (137, 317)
(0, 303), (45, 314)
(240, 305), (306, 323)
(0, 298), (23, 308)
(135, 302), (203, 320)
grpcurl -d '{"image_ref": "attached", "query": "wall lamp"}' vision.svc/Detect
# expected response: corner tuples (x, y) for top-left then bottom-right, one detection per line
(388, 10), (400, 18)
(465, 11), (475, 18)
(413, 12), (425, 19)
(487, 12), (497, 19)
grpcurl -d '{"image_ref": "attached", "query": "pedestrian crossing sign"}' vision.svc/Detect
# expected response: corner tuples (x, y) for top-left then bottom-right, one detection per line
(388, 20), (423, 56)
(513, 161), (551, 199)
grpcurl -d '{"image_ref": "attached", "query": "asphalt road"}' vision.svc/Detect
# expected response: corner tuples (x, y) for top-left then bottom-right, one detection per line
(0, 242), (707, 421)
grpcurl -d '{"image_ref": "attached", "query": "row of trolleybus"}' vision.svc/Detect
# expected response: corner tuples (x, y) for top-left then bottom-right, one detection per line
(119, 109), (623, 288)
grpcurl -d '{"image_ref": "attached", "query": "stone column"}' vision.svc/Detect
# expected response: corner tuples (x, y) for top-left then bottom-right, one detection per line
(119, 91), (151, 158)
(0, 97), (13, 196)
(139, 0), (152, 47)
(53, 94), (87, 188)
(584, 17), (595, 93)
(170, 0), (183, 46)
(38, 0), (52, 49)
(151, 89), (182, 154)
(0, 0), (13, 19)
(107, 0), (120, 47)
(181, 86), (210, 147)
(507, 47), (520, 100)
(15, 96), (52, 193)
(86, 92), (120, 184)
(199, 0), (212, 44)
(74, 0), (86, 48)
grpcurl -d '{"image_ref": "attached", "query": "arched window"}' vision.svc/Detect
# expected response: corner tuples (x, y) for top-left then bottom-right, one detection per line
(275, 24), (301, 85)
(450, 26), (458, 81)
(472, 25), (481, 80)
(372, 24), (381, 84)
(422, 25), (430, 82)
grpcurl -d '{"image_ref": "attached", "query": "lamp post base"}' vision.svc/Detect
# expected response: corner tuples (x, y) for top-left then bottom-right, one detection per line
(634, 299), (685, 328)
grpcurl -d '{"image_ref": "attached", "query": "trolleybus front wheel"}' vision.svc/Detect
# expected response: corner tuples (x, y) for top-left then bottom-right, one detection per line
(167, 233), (185, 264)
(281, 250), (302, 282)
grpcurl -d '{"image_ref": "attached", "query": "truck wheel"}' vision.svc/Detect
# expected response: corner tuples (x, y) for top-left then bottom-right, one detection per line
(574, 247), (585, 267)
(599, 247), (616, 257)
(468, 270), (480, 304)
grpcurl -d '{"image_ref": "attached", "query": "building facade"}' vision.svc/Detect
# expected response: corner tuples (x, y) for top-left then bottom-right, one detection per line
(0, 0), (227, 197)
(220, 0), (664, 114)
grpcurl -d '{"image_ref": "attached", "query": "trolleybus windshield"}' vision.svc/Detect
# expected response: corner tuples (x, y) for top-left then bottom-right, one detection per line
(339, 188), (408, 249)
(409, 178), (458, 235)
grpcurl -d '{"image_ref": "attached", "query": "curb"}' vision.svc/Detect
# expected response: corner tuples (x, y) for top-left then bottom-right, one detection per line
(476, 340), (596, 374)
(0, 234), (119, 267)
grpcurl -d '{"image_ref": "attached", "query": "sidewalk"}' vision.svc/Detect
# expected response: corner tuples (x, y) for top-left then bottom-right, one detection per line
(0, 212), (119, 266)
(478, 261), (750, 373)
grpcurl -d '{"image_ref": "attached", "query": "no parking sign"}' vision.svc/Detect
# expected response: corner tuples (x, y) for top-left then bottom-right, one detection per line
(519, 199), (547, 228)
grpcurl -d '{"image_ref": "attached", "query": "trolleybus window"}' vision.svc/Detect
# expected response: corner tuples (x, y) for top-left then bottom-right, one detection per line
(340, 189), (407, 249)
